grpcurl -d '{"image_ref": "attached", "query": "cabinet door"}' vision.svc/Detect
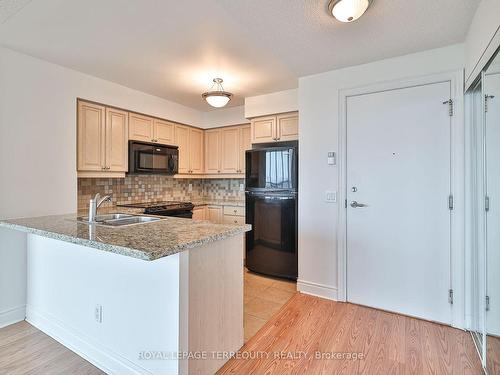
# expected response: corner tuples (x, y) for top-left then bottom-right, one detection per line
(239, 125), (251, 174)
(129, 113), (154, 142)
(77, 101), (105, 171)
(175, 125), (190, 174)
(154, 119), (174, 145)
(277, 112), (298, 141)
(207, 206), (222, 224)
(189, 128), (204, 174)
(251, 116), (276, 144)
(105, 108), (128, 172)
(221, 127), (240, 173)
(192, 206), (207, 221)
(205, 129), (221, 173)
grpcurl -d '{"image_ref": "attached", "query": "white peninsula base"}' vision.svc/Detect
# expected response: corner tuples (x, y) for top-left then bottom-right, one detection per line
(25, 233), (244, 375)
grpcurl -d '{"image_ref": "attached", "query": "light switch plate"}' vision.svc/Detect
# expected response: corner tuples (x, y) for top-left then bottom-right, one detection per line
(325, 191), (337, 203)
(327, 152), (336, 166)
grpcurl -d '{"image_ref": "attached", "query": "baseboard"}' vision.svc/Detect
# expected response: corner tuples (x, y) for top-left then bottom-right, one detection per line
(0, 305), (26, 328)
(297, 279), (338, 300)
(26, 305), (154, 375)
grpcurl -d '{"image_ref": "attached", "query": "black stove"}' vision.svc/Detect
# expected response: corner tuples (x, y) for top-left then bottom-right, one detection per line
(117, 201), (194, 218)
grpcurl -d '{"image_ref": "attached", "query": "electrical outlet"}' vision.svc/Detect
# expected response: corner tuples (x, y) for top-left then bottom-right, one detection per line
(239, 184), (244, 192)
(95, 304), (103, 323)
(325, 191), (337, 203)
(188, 183), (192, 192)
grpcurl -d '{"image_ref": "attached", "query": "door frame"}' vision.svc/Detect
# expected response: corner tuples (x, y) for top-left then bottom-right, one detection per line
(336, 70), (465, 328)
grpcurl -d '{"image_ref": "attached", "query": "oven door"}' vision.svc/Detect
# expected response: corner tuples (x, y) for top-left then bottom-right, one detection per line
(129, 141), (178, 174)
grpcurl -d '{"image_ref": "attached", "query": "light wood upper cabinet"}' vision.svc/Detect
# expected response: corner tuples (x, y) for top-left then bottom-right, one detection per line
(251, 116), (276, 144)
(78, 101), (106, 172)
(189, 128), (204, 174)
(221, 128), (240, 173)
(204, 124), (250, 175)
(105, 108), (128, 172)
(175, 124), (190, 174)
(154, 119), (174, 145)
(78, 101), (128, 175)
(205, 129), (221, 173)
(251, 112), (298, 143)
(175, 125), (204, 174)
(129, 113), (154, 143)
(277, 113), (299, 141)
(239, 125), (251, 174)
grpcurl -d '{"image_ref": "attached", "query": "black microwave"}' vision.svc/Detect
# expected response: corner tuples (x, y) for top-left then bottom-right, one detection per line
(128, 141), (178, 175)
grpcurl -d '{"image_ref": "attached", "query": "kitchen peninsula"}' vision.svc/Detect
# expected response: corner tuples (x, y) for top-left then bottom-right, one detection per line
(0, 214), (250, 375)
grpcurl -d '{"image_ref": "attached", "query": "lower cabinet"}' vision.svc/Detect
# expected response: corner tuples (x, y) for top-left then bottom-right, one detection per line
(207, 206), (223, 224)
(192, 206), (207, 221)
(193, 205), (245, 225)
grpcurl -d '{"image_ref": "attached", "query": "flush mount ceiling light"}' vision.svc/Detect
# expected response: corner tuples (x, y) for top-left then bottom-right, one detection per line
(202, 78), (233, 108)
(328, 0), (371, 23)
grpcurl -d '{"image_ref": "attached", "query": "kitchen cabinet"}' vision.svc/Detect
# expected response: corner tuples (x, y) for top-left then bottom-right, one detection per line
(189, 128), (204, 174)
(221, 127), (240, 173)
(175, 125), (204, 175)
(77, 101), (128, 176)
(222, 205), (246, 225)
(204, 125), (250, 175)
(239, 125), (251, 173)
(129, 113), (154, 143)
(207, 206), (222, 224)
(129, 113), (174, 145)
(205, 129), (222, 173)
(192, 206), (207, 221)
(154, 119), (174, 145)
(105, 108), (128, 172)
(250, 112), (298, 143)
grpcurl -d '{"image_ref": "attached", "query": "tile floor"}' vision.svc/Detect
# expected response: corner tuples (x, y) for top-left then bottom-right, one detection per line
(243, 268), (297, 342)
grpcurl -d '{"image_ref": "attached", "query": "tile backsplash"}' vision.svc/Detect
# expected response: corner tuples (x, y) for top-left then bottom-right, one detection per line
(77, 176), (244, 210)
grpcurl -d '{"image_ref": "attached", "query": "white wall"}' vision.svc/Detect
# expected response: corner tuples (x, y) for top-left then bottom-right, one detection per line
(245, 89), (298, 118)
(0, 46), (203, 326)
(202, 105), (248, 128)
(464, 0), (500, 89)
(297, 44), (465, 299)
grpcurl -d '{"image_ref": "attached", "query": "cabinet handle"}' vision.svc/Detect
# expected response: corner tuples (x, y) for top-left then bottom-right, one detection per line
(101, 166), (105, 170)
(218, 170), (221, 173)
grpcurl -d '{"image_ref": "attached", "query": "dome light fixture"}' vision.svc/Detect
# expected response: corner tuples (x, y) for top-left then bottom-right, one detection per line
(328, 0), (371, 23)
(202, 78), (233, 108)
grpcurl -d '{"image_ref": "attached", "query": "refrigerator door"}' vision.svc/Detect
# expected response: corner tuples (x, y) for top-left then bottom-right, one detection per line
(245, 192), (298, 279)
(245, 146), (297, 191)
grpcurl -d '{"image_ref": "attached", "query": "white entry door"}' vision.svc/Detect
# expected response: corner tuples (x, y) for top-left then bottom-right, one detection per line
(346, 81), (452, 324)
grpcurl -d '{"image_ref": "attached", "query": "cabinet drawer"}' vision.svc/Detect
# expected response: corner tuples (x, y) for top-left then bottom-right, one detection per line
(223, 215), (245, 225)
(223, 206), (245, 216)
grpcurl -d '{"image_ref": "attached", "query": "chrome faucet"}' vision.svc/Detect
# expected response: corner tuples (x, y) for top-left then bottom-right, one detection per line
(88, 193), (112, 222)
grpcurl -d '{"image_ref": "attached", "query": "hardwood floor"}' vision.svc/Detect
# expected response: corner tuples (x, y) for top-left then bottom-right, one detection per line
(0, 321), (104, 375)
(218, 293), (483, 375)
(488, 335), (500, 375)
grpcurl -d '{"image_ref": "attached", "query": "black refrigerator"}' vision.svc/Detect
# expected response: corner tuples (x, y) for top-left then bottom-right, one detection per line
(245, 143), (298, 280)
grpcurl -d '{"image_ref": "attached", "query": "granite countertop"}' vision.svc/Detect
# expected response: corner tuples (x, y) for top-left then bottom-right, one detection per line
(0, 213), (251, 261)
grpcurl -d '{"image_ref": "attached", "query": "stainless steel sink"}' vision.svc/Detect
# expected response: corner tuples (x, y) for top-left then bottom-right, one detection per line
(76, 213), (163, 227)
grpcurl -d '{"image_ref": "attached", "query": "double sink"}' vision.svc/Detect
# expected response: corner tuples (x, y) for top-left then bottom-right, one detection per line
(77, 213), (164, 227)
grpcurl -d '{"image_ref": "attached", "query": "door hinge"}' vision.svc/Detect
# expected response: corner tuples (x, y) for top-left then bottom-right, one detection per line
(486, 295), (490, 311)
(485, 196), (490, 212)
(448, 289), (454, 304)
(485, 95), (495, 113)
(448, 195), (454, 210)
(344, 199), (347, 208)
(443, 99), (454, 116)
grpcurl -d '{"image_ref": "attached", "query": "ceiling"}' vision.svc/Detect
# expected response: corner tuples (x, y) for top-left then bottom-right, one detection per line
(0, 0), (480, 111)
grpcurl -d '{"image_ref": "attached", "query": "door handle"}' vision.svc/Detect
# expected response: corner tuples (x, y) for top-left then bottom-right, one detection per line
(350, 201), (367, 208)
